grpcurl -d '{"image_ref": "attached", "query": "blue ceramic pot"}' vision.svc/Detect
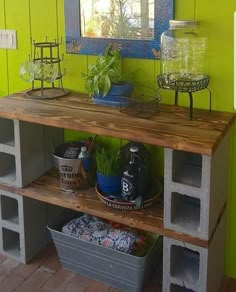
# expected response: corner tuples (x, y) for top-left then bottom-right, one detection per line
(96, 172), (121, 196)
(92, 82), (134, 107)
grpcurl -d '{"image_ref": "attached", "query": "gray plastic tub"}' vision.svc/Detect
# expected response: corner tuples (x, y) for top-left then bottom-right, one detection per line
(48, 219), (162, 292)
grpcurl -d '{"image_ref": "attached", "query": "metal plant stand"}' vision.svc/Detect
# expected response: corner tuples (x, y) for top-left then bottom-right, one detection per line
(157, 74), (211, 119)
(26, 38), (69, 99)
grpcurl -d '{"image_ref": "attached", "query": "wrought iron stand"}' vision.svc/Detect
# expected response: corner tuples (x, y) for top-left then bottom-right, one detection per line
(157, 74), (211, 119)
(27, 38), (69, 99)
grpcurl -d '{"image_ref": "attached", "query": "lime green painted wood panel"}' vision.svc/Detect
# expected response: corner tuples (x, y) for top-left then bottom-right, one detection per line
(5, 0), (31, 94)
(28, 0), (59, 93)
(63, 54), (88, 92)
(0, 49), (8, 97)
(64, 130), (93, 142)
(0, 0), (5, 28)
(195, 0), (236, 277)
(123, 58), (156, 88)
(30, 0), (58, 41)
(195, 0), (235, 112)
(57, 0), (65, 43)
(56, 0), (67, 91)
(174, 0), (196, 19)
(0, 0), (8, 97)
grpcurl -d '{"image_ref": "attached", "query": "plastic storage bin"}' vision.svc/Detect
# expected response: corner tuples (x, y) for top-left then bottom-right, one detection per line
(48, 219), (161, 292)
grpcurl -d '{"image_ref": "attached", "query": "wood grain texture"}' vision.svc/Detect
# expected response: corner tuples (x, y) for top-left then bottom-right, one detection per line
(0, 91), (234, 155)
(0, 242), (235, 292)
(0, 0), (8, 97)
(0, 170), (211, 248)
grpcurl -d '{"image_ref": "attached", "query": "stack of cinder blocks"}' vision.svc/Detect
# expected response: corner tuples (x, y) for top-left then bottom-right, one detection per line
(0, 118), (63, 263)
(163, 133), (229, 292)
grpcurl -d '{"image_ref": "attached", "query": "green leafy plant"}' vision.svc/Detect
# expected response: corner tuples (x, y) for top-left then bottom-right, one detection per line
(82, 45), (130, 97)
(95, 147), (122, 176)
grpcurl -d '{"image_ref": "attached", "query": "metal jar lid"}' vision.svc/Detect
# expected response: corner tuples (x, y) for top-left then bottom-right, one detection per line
(130, 146), (139, 153)
(169, 20), (200, 28)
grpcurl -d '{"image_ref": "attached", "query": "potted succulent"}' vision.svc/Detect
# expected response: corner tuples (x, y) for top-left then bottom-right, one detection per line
(82, 44), (134, 107)
(95, 147), (122, 196)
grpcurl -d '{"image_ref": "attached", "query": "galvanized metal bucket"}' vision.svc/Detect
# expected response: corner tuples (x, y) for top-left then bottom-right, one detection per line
(53, 141), (88, 191)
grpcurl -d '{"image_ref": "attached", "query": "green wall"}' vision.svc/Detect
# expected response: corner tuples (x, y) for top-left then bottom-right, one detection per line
(0, 0), (236, 277)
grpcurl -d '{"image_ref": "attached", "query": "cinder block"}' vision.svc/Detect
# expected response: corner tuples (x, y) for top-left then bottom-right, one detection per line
(0, 190), (50, 263)
(0, 153), (16, 185)
(0, 118), (15, 148)
(0, 118), (64, 187)
(163, 211), (226, 292)
(1, 194), (19, 225)
(164, 133), (229, 240)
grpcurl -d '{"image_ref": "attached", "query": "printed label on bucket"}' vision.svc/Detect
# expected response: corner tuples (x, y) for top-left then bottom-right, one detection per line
(59, 162), (83, 191)
(53, 140), (94, 191)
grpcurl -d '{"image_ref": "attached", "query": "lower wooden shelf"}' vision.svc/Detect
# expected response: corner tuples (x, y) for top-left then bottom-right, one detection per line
(0, 169), (210, 247)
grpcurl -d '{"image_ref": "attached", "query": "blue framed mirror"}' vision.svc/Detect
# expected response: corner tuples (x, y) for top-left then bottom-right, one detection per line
(64, 0), (174, 59)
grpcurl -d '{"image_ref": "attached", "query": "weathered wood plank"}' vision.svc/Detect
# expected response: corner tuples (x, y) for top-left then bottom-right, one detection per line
(1, 243), (235, 292)
(0, 170), (210, 248)
(0, 91), (234, 154)
(12, 243), (55, 278)
(85, 280), (110, 292)
(38, 268), (74, 291)
(0, 257), (19, 282)
(52, 273), (92, 292)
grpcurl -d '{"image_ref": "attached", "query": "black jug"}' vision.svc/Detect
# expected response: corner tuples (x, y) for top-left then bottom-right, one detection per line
(121, 143), (151, 206)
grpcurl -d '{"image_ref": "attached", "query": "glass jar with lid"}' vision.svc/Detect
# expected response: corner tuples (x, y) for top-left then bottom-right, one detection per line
(160, 20), (207, 81)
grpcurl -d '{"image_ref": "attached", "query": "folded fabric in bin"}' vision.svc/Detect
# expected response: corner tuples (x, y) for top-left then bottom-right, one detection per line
(62, 214), (144, 254)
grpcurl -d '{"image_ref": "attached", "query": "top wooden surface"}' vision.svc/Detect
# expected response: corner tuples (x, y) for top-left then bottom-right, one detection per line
(0, 91), (235, 155)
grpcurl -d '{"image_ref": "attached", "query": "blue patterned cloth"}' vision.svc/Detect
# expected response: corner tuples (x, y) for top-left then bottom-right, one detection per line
(62, 214), (142, 254)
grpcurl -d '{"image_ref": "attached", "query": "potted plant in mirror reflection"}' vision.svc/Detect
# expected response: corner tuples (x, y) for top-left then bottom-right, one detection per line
(95, 147), (122, 197)
(82, 44), (134, 107)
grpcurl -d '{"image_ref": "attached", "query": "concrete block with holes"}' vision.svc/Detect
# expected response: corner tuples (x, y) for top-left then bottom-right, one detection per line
(0, 118), (63, 188)
(0, 190), (49, 263)
(162, 210), (226, 292)
(164, 133), (229, 240)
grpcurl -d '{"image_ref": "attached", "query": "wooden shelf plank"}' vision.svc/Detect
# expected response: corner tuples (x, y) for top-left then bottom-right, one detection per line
(0, 91), (232, 247)
(0, 170), (209, 248)
(0, 91), (234, 155)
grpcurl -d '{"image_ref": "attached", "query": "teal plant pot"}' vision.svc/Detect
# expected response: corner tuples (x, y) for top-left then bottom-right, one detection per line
(96, 172), (121, 196)
(92, 82), (134, 107)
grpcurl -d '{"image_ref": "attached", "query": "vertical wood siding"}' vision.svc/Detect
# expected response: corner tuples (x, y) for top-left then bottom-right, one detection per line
(0, 0), (7, 96)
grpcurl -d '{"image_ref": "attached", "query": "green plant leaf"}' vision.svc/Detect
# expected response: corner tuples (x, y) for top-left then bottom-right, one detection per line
(95, 147), (122, 176)
(81, 44), (133, 96)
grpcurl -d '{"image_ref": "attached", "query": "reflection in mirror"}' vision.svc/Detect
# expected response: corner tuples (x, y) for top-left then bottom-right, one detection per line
(80, 0), (154, 40)
(64, 0), (173, 59)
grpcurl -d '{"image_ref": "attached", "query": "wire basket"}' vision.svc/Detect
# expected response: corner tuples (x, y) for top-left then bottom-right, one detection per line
(157, 74), (209, 92)
(120, 87), (161, 119)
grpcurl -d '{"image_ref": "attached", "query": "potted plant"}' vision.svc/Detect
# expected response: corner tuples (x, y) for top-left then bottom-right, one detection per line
(82, 44), (134, 107)
(95, 147), (122, 196)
